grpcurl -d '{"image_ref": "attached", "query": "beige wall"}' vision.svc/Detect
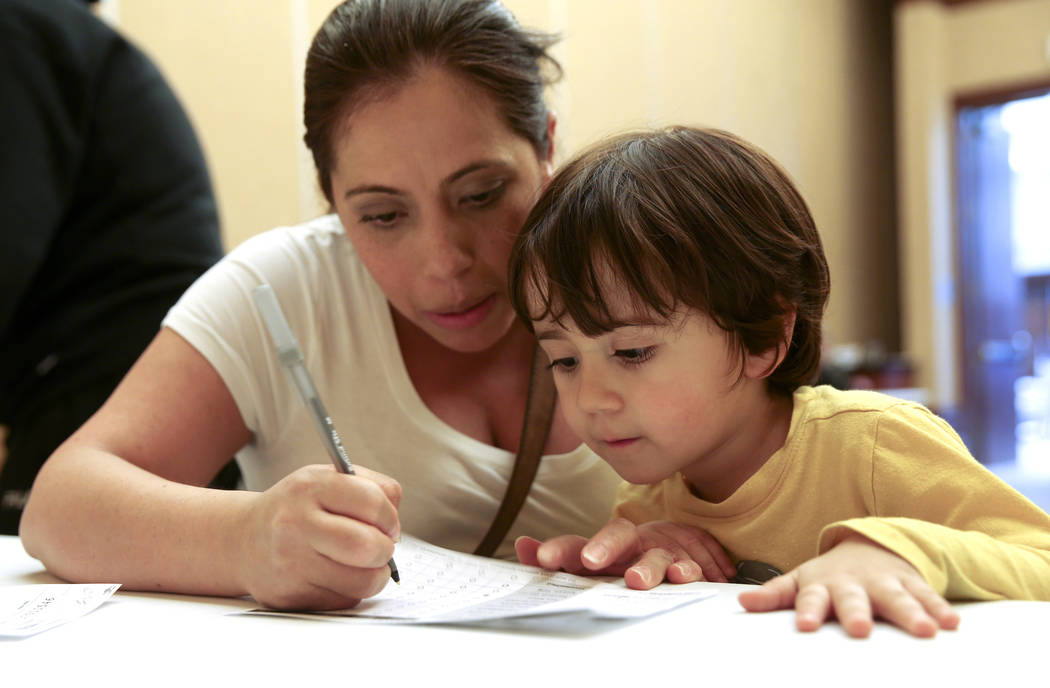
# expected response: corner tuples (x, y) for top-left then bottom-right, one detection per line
(112, 0), (900, 364)
(895, 0), (1050, 408)
(540, 0), (899, 354)
(114, 1), (306, 250)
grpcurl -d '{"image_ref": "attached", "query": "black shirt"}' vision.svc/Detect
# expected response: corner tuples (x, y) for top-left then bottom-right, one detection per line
(0, 0), (223, 421)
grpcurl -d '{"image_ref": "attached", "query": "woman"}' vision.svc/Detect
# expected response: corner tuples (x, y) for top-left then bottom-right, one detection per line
(20, 0), (624, 611)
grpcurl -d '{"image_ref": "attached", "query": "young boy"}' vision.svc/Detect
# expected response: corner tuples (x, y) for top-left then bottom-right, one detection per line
(507, 126), (1050, 638)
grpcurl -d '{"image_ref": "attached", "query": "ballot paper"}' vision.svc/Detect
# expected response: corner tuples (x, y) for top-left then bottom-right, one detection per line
(258, 535), (717, 624)
(0, 584), (120, 637)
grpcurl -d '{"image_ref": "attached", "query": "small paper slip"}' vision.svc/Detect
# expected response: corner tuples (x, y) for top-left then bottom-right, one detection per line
(0, 584), (120, 637)
(266, 536), (716, 624)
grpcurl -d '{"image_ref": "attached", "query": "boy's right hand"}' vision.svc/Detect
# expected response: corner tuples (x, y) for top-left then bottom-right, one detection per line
(237, 464), (402, 610)
(515, 518), (736, 586)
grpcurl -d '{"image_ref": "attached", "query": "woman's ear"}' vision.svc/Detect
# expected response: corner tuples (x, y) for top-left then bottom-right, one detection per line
(744, 309), (797, 380)
(543, 112), (557, 177)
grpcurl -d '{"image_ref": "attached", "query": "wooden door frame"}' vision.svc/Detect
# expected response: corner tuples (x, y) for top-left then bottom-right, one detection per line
(953, 78), (1050, 111)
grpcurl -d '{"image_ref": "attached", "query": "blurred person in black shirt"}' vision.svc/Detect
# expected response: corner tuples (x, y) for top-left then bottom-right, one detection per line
(0, 0), (225, 533)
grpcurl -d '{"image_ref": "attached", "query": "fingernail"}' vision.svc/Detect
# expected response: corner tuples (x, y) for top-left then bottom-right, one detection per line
(582, 544), (607, 566)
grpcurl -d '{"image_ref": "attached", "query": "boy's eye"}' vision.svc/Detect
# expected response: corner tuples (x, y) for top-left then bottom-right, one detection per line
(547, 356), (578, 372)
(614, 347), (655, 365)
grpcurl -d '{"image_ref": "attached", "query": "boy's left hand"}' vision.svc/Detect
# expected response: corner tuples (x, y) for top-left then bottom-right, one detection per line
(516, 518), (736, 585)
(737, 533), (961, 638)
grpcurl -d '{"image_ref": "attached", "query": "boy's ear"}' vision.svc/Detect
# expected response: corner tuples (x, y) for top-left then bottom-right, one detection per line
(744, 309), (797, 380)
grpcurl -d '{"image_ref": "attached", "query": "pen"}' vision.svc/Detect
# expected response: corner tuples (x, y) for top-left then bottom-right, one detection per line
(251, 283), (400, 584)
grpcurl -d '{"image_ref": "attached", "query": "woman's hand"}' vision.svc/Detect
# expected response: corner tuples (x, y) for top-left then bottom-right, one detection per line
(737, 533), (961, 638)
(515, 518), (735, 587)
(237, 464), (402, 610)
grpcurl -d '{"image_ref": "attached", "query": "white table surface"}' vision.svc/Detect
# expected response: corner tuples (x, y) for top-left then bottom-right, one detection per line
(1, 534), (1046, 685)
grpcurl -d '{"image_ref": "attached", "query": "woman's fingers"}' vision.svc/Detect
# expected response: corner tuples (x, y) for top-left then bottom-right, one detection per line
(307, 506), (397, 569)
(240, 463), (401, 610)
(258, 550), (393, 610)
(351, 465), (403, 509)
(314, 467), (402, 541)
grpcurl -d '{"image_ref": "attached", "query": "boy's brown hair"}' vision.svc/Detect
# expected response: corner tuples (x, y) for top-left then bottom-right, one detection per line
(508, 126), (830, 396)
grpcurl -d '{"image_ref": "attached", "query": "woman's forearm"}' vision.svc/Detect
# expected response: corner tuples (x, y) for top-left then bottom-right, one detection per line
(21, 440), (254, 597)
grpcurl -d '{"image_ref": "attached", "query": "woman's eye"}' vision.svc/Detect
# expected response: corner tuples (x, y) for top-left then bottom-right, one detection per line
(614, 347), (655, 365)
(360, 210), (401, 227)
(547, 356), (578, 372)
(461, 181), (505, 208)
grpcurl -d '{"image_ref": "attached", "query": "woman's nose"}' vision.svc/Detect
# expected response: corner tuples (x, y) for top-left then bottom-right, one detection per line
(421, 215), (474, 279)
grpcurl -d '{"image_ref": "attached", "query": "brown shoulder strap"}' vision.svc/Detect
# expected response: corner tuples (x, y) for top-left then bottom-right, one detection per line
(473, 343), (556, 557)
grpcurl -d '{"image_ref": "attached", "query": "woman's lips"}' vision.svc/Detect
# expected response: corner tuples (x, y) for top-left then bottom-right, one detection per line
(426, 294), (496, 331)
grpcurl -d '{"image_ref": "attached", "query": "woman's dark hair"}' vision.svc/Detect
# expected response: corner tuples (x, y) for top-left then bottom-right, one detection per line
(304, 0), (561, 204)
(508, 126), (831, 396)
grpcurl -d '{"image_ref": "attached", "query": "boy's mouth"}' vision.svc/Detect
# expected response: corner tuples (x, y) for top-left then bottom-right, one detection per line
(602, 437), (640, 449)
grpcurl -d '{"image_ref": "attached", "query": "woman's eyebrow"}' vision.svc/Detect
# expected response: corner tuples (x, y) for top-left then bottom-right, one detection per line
(343, 184), (403, 200)
(342, 160), (509, 200)
(444, 160), (509, 186)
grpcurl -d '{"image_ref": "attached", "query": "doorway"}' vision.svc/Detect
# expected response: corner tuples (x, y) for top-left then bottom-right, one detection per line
(955, 88), (1050, 482)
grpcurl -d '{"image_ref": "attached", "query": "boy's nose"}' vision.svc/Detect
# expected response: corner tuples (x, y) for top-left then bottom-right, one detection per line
(575, 365), (622, 414)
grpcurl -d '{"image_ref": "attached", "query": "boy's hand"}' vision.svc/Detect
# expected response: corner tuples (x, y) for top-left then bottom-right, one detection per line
(737, 533), (961, 638)
(515, 518), (736, 586)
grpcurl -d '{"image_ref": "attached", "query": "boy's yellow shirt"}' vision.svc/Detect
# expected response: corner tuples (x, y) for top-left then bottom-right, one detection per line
(615, 385), (1050, 600)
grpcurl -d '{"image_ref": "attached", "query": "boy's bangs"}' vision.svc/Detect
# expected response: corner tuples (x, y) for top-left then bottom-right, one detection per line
(525, 189), (679, 336)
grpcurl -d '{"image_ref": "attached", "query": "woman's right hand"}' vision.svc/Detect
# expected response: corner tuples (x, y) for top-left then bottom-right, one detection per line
(20, 330), (404, 611)
(238, 464), (402, 610)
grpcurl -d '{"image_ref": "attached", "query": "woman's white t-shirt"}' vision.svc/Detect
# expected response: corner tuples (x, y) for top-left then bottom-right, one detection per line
(163, 215), (621, 558)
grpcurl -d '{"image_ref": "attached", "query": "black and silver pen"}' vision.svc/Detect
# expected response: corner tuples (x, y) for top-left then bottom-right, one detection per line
(251, 283), (400, 584)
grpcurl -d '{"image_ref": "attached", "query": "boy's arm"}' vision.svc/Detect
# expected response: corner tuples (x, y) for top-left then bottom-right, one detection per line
(821, 403), (1050, 601)
(741, 402), (1050, 638)
(819, 512), (1050, 601)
